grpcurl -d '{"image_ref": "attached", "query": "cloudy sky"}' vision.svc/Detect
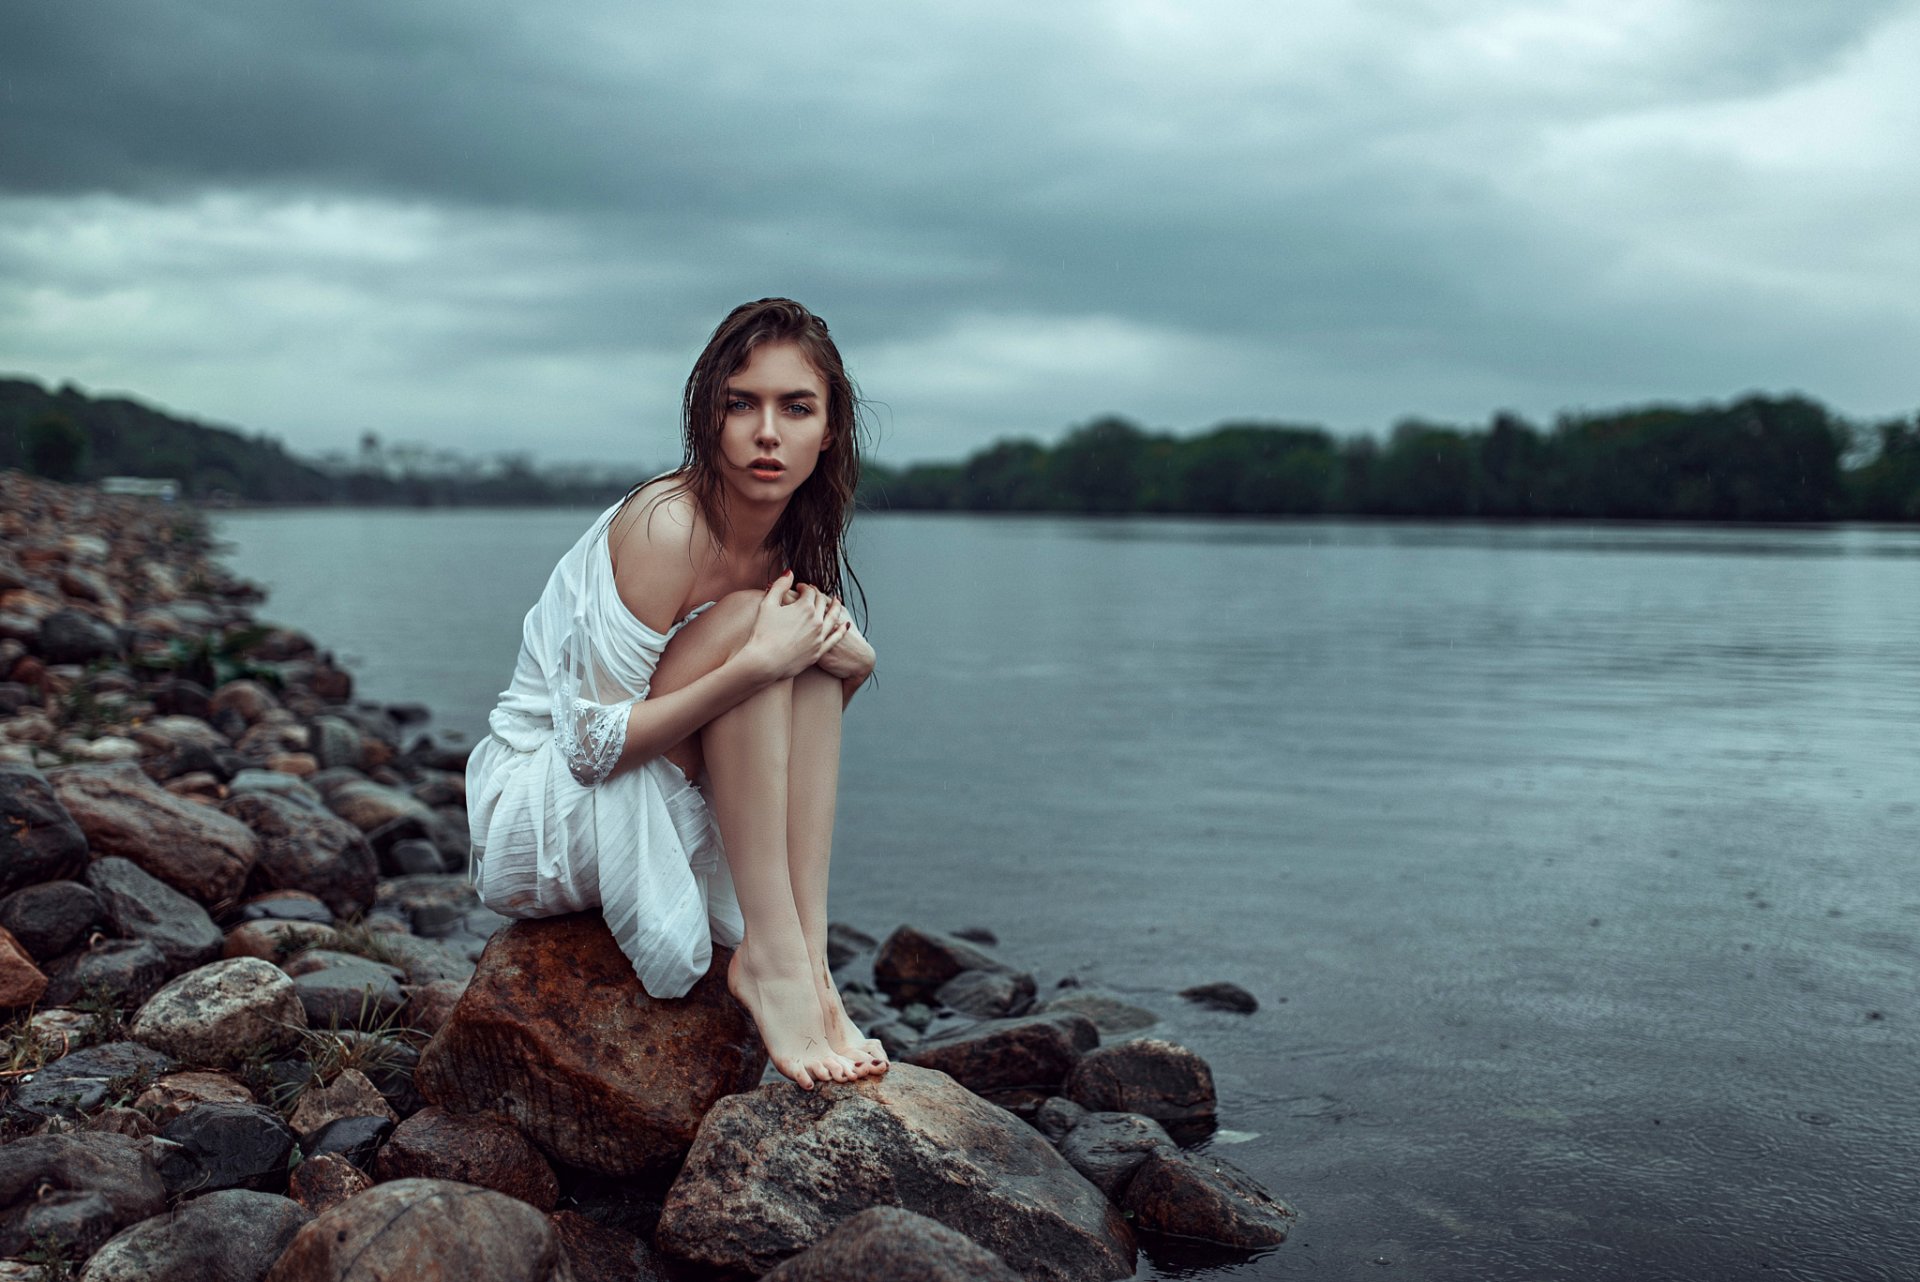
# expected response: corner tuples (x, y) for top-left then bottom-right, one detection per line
(3, 1), (1916, 468)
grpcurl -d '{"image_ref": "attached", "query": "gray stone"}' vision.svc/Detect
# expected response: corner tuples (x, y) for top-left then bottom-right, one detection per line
(1057, 1111), (1177, 1197)
(261, 1177), (575, 1282)
(874, 925), (1019, 1004)
(0, 1131), (166, 1258)
(42, 938), (171, 1007)
(0, 879), (102, 962)
(79, 1187), (312, 1282)
(1040, 988), (1161, 1036)
(157, 1102), (299, 1194)
(1118, 1147), (1298, 1248)
(1179, 981), (1259, 1014)
(904, 1009), (1099, 1094)
(935, 968), (1036, 1018)
(37, 608), (121, 665)
(3, 1041), (177, 1125)
(130, 957), (308, 1069)
(85, 857), (224, 974)
(0, 763), (89, 895)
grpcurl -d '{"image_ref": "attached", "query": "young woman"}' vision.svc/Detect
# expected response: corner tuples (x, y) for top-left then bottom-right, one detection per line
(466, 298), (885, 1090)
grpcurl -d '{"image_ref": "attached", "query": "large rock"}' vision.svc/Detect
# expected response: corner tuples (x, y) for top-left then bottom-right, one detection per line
(904, 1010), (1098, 1094)
(48, 762), (259, 904)
(1056, 1112), (1176, 1197)
(1118, 1148), (1297, 1248)
(0, 1131), (166, 1258)
(78, 1187), (312, 1282)
(760, 1206), (1023, 1282)
(130, 957), (308, 1069)
(0, 927), (47, 1009)
(414, 915), (763, 1175)
(155, 1101), (299, 1194)
(84, 857), (224, 974)
(1063, 1039), (1217, 1134)
(655, 1063), (1134, 1282)
(323, 780), (464, 861)
(0, 879), (103, 962)
(0, 763), (89, 895)
(1039, 988), (1161, 1037)
(220, 790), (378, 920)
(874, 925), (1020, 1004)
(262, 1177), (576, 1282)
(372, 1106), (558, 1210)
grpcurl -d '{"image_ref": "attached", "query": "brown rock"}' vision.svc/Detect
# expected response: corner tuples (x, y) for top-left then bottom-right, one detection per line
(224, 918), (342, 964)
(548, 1210), (671, 1282)
(287, 1068), (397, 1135)
(208, 679), (279, 726)
(655, 1063), (1134, 1282)
(904, 1009), (1099, 1094)
(221, 789), (378, 920)
(0, 926), (48, 1010)
(415, 915), (763, 1175)
(262, 1177), (575, 1282)
(1118, 1147), (1298, 1248)
(267, 752), (319, 776)
(133, 1070), (258, 1125)
(760, 1206), (1023, 1281)
(48, 761), (258, 905)
(874, 925), (1020, 1004)
(286, 1151), (372, 1216)
(373, 1106), (559, 1211)
(1064, 1038), (1217, 1132)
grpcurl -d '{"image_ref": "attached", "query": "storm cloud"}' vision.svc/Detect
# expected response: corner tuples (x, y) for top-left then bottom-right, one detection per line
(3, 0), (1916, 464)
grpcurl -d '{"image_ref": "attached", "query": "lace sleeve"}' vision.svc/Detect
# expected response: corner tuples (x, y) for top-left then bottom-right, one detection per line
(551, 606), (640, 788)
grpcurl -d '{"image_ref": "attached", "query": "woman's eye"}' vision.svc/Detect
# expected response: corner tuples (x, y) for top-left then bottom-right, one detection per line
(784, 402), (813, 416)
(728, 399), (751, 412)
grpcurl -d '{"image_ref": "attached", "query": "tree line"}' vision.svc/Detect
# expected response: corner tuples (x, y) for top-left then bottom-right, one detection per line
(859, 395), (1920, 522)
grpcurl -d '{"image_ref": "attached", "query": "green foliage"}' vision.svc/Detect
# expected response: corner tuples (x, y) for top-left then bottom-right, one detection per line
(862, 393), (1902, 521)
(23, 412), (90, 481)
(131, 625), (284, 691)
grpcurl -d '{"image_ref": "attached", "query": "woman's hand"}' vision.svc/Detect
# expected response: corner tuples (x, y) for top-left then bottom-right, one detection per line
(815, 593), (876, 682)
(741, 573), (850, 682)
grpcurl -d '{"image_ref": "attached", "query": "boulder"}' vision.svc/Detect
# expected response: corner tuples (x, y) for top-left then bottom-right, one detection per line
(1056, 1111), (1176, 1197)
(286, 1152), (372, 1216)
(874, 925), (1019, 1004)
(373, 1106), (559, 1211)
(288, 956), (409, 1029)
(48, 762), (258, 904)
(904, 1010), (1099, 1095)
(262, 1177), (575, 1282)
(0, 927), (47, 1010)
(0, 763), (89, 895)
(0, 1131), (166, 1258)
(77, 1188), (311, 1282)
(1064, 1039), (1217, 1135)
(130, 957), (308, 1069)
(1033, 1095), (1090, 1143)
(3, 1041), (176, 1125)
(415, 915), (763, 1175)
(0, 879), (103, 961)
(1040, 989), (1161, 1037)
(760, 1206), (1023, 1281)
(84, 857), (224, 974)
(655, 1063), (1134, 1282)
(155, 1101), (298, 1194)
(825, 921), (878, 970)
(935, 968), (1036, 1018)
(1118, 1147), (1297, 1248)
(42, 939), (171, 1007)
(220, 791), (378, 920)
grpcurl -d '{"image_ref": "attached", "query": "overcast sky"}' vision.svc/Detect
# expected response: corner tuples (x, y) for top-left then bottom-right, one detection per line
(3, 1), (1916, 468)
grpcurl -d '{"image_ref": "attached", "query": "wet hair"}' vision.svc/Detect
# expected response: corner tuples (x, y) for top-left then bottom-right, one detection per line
(612, 298), (868, 622)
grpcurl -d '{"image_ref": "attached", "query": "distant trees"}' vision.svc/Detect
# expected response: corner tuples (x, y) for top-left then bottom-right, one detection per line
(861, 394), (1914, 522)
(23, 413), (89, 481)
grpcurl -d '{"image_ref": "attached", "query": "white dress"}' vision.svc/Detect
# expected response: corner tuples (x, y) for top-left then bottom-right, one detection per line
(464, 494), (745, 998)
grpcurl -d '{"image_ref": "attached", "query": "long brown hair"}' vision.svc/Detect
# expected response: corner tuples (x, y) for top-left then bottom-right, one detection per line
(615, 298), (868, 621)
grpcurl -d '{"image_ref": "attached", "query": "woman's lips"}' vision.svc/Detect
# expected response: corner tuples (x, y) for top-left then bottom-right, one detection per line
(748, 462), (784, 481)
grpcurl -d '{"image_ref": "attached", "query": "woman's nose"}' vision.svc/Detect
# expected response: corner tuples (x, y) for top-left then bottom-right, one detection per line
(754, 410), (781, 444)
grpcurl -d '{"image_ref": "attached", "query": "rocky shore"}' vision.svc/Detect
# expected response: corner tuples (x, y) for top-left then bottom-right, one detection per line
(0, 468), (1296, 1281)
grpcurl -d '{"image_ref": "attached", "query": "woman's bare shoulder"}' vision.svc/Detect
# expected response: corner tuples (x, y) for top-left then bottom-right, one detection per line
(607, 476), (704, 634)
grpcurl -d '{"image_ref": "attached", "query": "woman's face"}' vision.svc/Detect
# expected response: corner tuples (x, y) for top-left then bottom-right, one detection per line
(715, 339), (831, 509)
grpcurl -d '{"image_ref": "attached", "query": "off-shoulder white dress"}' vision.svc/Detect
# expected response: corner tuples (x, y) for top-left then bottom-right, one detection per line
(464, 494), (744, 998)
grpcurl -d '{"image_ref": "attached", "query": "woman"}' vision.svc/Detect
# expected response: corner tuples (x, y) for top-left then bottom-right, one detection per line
(466, 298), (885, 1091)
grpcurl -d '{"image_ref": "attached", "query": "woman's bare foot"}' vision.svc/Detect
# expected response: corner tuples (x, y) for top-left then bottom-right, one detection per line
(814, 962), (889, 1077)
(728, 943), (860, 1090)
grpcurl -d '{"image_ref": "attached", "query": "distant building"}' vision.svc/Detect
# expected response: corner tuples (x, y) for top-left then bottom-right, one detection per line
(100, 476), (180, 502)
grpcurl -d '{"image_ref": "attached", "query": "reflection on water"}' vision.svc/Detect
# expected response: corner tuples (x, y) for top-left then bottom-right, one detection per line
(216, 510), (1920, 1282)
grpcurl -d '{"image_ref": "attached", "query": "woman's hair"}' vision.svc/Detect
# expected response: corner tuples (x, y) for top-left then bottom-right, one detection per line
(614, 298), (868, 620)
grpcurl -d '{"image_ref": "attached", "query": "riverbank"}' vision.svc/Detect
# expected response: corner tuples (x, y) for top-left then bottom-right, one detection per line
(0, 470), (1291, 1280)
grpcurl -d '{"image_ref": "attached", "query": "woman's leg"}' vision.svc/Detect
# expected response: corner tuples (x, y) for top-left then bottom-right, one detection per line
(787, 667), (888, 1073)
(648, 594), (856, 1089)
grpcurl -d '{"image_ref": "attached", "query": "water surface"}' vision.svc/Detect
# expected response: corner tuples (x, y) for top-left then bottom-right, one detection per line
(214, 509), (1920, 1281)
